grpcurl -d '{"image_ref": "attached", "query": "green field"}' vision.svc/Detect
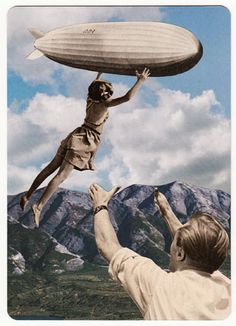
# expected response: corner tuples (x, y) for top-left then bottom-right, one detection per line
(7, 220), (230, 320)
(8, 263), (142, 320)
(8, 256), (230, 320)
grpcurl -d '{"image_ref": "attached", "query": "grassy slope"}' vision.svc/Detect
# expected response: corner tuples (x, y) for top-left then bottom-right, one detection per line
(8, 263), (142, 320)
(8, 255), (230, 320)
(8, 220), (230, 320)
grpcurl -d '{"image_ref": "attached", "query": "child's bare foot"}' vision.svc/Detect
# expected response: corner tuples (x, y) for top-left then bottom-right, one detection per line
(32, 204), (41, 228)
(20, 195), (29, 211)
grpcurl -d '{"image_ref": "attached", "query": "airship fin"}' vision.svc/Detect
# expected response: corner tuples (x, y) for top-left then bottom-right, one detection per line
(28, 28), (45, 39)
(26, 49), (44, 60)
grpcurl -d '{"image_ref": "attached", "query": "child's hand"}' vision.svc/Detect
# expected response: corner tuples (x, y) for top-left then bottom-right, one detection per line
(136, 68), (151, 81)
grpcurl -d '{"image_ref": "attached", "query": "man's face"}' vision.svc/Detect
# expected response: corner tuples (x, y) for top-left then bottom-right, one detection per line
(169, 233), (179, 272)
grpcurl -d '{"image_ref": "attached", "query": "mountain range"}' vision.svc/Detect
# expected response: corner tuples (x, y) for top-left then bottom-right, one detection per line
(8, 181), (230, 273)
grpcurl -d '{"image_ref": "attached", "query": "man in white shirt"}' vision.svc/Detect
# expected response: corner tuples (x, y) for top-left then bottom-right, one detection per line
(89, 184), (230, 320)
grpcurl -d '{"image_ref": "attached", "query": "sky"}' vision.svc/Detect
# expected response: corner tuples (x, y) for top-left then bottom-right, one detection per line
(7, 5), (231, 195)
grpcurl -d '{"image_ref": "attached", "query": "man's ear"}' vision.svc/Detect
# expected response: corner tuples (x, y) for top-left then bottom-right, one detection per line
(176, 246), (186, 261)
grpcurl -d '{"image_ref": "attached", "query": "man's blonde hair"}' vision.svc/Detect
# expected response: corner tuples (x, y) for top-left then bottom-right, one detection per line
(175, 213), (229, 273)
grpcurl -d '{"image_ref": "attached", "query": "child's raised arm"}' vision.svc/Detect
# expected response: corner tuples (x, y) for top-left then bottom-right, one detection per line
(106, 68), (150, 108)
(95, 72), (102, 80)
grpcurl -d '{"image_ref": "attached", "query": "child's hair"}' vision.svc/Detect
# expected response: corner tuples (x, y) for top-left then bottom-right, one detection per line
(88, 80), (113, 102)
(175, 213), (229, 273)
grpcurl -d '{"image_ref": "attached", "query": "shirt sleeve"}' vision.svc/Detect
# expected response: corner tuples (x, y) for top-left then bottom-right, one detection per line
(212, 270), (231, 284)
(108, 247), (166, 316)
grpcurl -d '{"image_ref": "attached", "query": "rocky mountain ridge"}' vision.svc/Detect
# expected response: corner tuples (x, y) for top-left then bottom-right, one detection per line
(8, 216), (84, 275)
(8, 181), (230, 271)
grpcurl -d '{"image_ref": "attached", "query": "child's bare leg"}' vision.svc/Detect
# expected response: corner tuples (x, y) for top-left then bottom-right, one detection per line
(32, 160), (74, 227)
(20, 155), (63, 210)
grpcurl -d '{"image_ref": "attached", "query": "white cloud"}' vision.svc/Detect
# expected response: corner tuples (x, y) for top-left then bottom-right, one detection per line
(8, 93), (86, 168)
(7, 162), (102, 195)
(25, 93), (86, 133)
(62, 169), (101, 191)
(8, 164), (40, 195)
(102, 85), (231, 192)
(7, 6), (163, 84)
(7, 79), (230, 195)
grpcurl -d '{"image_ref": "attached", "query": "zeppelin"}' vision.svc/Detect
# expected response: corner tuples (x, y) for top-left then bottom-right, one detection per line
(27, 21), (203, 77)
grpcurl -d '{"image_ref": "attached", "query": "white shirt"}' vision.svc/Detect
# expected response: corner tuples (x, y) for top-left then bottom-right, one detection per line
(108, 247), (231, 320)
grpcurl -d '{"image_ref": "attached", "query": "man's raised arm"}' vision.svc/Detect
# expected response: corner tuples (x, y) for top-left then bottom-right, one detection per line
(89, 184), (122, 262)
(154, 189), (183, 238)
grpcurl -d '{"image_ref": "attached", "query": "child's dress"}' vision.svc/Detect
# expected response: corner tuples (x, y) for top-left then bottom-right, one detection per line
(56, 98), (109, 171)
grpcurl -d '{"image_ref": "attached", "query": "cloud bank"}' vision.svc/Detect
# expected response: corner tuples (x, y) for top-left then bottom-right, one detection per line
(8, 81), (230, 194)
(104, 86), (230, 192)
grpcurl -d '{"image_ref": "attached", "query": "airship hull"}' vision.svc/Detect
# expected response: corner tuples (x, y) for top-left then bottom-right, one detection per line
(31, 22), (203, 76)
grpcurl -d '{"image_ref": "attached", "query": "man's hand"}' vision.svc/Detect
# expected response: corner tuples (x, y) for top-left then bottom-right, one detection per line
(89, 183), (120, 209)
(154, 188), (172, 215)
(135, 67), (151, 81)
(89, 183), (122, 262)
(154, 188), (183, 237)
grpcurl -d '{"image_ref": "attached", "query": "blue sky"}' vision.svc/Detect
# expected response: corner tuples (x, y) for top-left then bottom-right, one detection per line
(7, 6), (231, 194)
